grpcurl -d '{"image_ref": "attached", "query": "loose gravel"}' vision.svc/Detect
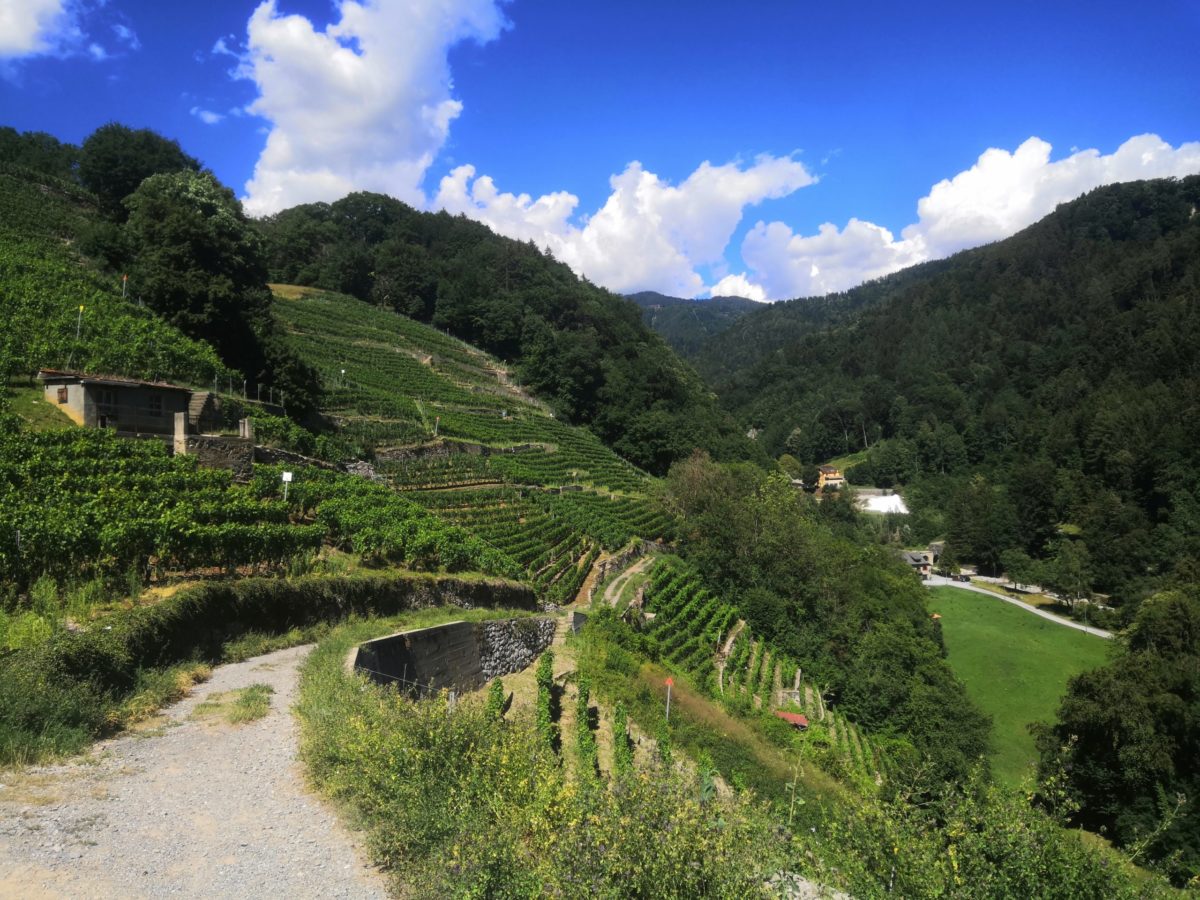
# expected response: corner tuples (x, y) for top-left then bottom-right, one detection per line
(0, 645), (389, 899)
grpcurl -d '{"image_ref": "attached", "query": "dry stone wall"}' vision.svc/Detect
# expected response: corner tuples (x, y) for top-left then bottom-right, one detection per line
(588, 540), (661, 602)
(183, 435), (254, 480)
(479, 618), (557, 680)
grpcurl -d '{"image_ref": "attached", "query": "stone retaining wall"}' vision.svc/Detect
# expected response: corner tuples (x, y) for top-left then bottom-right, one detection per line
(588, 540), (661, 602)
(374, 439), (551, 462)
(479, 618), (557, 680)
(183, 435), (254, 480)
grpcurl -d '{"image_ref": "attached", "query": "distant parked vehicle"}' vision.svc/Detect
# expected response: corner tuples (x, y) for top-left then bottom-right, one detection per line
(954, 574), (971, 582)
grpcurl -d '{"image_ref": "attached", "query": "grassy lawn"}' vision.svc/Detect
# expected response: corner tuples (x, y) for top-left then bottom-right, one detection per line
(927, 586), (1111, 786)
(5, 382), (75, 431)
(820, 449), (868, 473)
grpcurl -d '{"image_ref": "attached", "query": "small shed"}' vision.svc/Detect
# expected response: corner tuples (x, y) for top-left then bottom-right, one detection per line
(37, 369), (193, 437)
(773, 710), (810, 730)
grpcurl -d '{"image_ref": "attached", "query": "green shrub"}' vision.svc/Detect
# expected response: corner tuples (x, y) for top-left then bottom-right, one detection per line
(484, 677), (506, 722)
(612, 701), (633, 777)
(535, 649), (557, 753)
(576, 674), (597, 781)
(296, 618), (790, 898)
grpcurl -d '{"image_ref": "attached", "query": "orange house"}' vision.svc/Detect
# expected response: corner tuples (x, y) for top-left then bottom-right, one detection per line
(817, 465), (845, 490)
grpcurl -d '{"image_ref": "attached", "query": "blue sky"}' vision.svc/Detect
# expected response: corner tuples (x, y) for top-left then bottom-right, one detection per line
(3, 0), (1199, 300)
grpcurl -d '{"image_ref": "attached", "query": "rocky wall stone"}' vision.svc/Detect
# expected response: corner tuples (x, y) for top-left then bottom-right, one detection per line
(478, 617), (556, 680)
(184, 435), (254, 480)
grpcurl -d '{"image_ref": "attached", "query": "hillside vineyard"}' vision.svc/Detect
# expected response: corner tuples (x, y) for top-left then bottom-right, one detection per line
(0, 127), (1196, 894)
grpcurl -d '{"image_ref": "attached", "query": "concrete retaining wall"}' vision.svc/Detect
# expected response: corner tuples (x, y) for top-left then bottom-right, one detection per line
(349, 616), (555, 693)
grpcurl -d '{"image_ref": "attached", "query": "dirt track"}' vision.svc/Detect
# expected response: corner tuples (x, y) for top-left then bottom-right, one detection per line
(0, 645), (388, 899)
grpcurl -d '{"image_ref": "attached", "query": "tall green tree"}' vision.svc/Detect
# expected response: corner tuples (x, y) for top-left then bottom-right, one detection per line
(0, 127), (79, 180)
(79, 123), (200, 220)
(124, 171), (319, 414)
(1038, 588), (1200, 884)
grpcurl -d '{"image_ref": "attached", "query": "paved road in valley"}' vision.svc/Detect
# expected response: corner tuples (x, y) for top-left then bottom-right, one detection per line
(924, 575), (1113, 639)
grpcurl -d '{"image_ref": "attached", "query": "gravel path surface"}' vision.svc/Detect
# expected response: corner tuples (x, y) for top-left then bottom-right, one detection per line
(0, 645), (389, 899)
(602, 555), (653, 607)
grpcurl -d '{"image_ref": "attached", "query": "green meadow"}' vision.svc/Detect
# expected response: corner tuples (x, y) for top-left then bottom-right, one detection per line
(926, 586), (1111, 786)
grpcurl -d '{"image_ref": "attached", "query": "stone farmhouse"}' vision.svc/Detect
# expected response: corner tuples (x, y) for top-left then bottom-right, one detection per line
(36, 369), (258, 476)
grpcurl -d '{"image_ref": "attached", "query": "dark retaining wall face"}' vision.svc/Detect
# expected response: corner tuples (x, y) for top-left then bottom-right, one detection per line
(353, 617), (556, 693)
(356, 621), (483, 692)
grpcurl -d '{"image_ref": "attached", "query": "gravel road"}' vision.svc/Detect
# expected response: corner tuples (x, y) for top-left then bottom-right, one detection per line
(0, 645), (389, 899)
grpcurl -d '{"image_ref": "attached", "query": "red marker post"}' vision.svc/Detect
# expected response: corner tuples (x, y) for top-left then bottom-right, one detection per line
(665, 677), (673, 723)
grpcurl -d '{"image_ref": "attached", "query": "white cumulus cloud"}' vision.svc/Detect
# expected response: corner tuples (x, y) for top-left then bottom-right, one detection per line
(0, 0), (76, 58)
(435, 155), (815, 297)
(709, 273), (768, 302)
(239, 0), (509, 217)
(741, 134), (1200, 300)
(112, 22), (139, 51)
(190, 106), (224, 126)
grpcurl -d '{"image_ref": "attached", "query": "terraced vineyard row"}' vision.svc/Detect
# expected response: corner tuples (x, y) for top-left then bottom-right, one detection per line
(0, 430), (519, 593)
(415, 487), (671, 605)
(272, 289), (650, 493)
(273, 287), (523, 401)
(378, 439), (648, 495)
(643, 556), (884, 783)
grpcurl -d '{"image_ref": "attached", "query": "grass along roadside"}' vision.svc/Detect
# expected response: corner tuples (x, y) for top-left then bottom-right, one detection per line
(965, 578), (1062, 609)
(926, 586), (1111, 785)
(295, 609), (792, 897)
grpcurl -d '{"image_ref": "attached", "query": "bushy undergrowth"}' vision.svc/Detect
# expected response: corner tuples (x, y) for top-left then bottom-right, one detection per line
(0, 572), (532, 765)
(573, 610), (1174, 898)
(297, 617), (790, 898)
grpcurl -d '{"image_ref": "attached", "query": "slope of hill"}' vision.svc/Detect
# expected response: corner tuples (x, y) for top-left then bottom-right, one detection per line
(626, 290), (761, 358)
(0, 163), (232, 387)
(1, 127), (1184, 893)
(258, 193), (761, 473)
(271, 284), (676, 604)
(703, 176), (1200, 602)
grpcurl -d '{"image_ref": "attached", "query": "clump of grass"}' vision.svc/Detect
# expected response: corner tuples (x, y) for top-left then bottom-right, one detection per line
(191, 683), (275, 725)
(228, 684), (274, 723)
(112, 662), (213, 728)
(222, 624), (333, 663)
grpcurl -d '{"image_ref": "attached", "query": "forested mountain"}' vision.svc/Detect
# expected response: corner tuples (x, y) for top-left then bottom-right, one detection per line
(257, 198), (759, 474)
(703, 176), (1200, 605)
(691, 258), (961, 384)
(627, 290), (761, 357)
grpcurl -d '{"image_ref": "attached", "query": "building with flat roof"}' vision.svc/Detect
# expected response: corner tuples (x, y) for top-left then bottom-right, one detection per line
(37, 369), (195, 437)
